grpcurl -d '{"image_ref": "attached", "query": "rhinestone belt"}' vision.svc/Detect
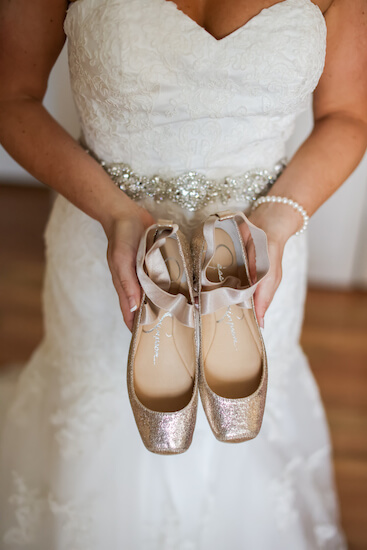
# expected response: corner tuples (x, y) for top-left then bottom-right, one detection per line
(83, 145), (286, 212)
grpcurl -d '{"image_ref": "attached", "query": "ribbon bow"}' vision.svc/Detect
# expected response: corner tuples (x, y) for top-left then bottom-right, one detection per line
(199, 211), (270, 314)
(136, 222), (195, 327)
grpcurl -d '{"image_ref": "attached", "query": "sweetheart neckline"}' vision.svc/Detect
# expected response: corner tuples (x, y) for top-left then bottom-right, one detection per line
(160, 0), (323, 43)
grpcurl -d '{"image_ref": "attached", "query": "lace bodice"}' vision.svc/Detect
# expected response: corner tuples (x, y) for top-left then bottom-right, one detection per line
(0, 4), (348, 547)
(63, 0), (327, 179)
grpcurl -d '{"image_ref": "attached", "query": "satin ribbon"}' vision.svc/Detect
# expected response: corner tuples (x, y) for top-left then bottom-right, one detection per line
(200, 211), (270, 314)
(136, 222), (195, 327)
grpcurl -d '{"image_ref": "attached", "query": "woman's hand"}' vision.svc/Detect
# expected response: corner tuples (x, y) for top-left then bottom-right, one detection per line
(250, 237), (284, 329)
(240, 201), (303, 328)
(102, 204), (155, 331)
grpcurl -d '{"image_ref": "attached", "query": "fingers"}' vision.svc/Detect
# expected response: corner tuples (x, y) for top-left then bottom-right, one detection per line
(253, 269), (281, 328)
(246, 237), (257, 284)
(239, 222), (257, 283)
(106, 210), (284, 333)
(107, 242), (142, 332)
(105, 212), (153, 331)
(253, 244), (283, 328)
(239, 217), (284, 328)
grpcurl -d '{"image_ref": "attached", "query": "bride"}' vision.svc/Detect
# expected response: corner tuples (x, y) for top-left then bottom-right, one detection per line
(0, 0), (366, 547)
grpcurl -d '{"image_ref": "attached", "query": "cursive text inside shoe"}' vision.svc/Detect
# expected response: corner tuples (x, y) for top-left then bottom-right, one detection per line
(134, 234), (196, 412)
(202, 227), (263, 399)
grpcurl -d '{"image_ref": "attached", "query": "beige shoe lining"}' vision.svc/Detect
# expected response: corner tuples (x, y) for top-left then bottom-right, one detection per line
(134, 235), (195, 412)
(202, 227), (263, 399)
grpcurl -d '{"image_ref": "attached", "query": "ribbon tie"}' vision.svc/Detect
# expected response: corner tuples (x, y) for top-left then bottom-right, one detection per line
(136, 222), (195, 327)
(199, 211), (270, 314)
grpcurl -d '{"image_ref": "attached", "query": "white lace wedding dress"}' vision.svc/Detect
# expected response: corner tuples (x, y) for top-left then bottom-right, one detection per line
(0, 0), (348, 548)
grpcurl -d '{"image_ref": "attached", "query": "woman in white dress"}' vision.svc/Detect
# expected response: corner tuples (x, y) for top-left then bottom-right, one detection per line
(0, 0), (366, 548)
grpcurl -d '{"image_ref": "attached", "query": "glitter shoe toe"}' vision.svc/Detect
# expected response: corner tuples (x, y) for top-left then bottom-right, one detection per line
(191, 210), (270, 442)
(127, 220), (198, 454)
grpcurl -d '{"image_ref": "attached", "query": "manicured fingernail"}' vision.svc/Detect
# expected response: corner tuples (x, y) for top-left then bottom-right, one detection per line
(129, 298), (138, 312)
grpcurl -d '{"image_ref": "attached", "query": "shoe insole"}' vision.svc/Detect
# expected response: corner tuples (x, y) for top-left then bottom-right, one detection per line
(202, 228), (263, 399)
(134, 236), (195, 412)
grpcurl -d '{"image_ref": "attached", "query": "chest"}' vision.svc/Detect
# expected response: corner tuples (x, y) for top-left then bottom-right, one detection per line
(167, 0), (328, 41)
(64, 0), (327, 116)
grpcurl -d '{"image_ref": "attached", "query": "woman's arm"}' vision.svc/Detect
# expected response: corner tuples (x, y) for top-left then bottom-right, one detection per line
(248, 0), (367, 327)
(0, 0), (154, 330)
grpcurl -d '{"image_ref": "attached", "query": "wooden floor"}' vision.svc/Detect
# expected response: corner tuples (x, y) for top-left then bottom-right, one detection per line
(1, 184), (367, 549)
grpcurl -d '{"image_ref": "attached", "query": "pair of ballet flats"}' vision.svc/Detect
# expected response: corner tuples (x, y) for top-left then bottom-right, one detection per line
(127, 211), (270, 455)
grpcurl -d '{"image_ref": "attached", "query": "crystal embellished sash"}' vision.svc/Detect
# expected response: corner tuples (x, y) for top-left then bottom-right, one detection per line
(80, 140), (286, 212)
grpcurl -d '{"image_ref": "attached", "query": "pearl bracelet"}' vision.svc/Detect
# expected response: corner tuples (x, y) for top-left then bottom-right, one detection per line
(251, 195), (309, 236)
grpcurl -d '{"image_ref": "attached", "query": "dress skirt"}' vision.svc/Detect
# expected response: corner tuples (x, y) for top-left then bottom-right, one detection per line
(0, 192), (348, 550)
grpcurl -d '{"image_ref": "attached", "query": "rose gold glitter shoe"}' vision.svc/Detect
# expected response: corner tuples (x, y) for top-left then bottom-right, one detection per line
(191, 210), (270, 443)
(127, 220), (198, 454)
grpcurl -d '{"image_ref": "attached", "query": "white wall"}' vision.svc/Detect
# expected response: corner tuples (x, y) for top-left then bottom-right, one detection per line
(287, 107), (367, 287)
(1, 43), (367, 287)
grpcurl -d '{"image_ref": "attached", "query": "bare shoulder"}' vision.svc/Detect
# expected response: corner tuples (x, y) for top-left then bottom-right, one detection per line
(0, 0), (68, 101)
(311, 0), (366, 16)
(319, 0), (367, 16)
(313, 0), (367, 124)
(312, 0), (333, 13)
